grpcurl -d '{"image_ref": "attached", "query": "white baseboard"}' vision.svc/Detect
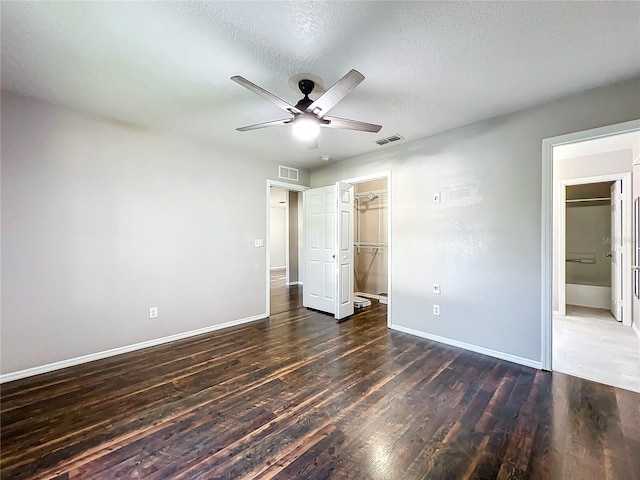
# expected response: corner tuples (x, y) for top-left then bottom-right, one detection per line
(355, 292), (381, 300)
(0, 312), (268, 384)
(286, 281), (302, 286)
(390, 324), (542, 370)
(566, 284), (610, 310)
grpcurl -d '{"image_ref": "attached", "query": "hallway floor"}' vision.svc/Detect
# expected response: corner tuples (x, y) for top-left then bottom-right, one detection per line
(553, 305), (640, 393)
(270, 268), (302, 315)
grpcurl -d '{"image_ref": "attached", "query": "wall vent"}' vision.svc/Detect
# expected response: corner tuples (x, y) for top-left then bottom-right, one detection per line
(376, 134), (404, 146)
(278, 165), (299, 181)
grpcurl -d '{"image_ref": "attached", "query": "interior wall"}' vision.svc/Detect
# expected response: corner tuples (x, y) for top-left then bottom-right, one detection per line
(288, 191), (299, 283)
(565, 203), (611, 286)
(269, 206), (286, 268)
(354, 179), (388, 296)
(552, 150), (633, 310)
(310, 77), (640, 365)
(269, 188), (287, 269)
(0, 91), (310, 375)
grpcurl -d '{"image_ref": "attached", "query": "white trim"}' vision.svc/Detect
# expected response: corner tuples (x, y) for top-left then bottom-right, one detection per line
(266, 180), (309, 316)
(340, 171), (392, 328)
(0, 313), (268, 384)
(285, 190), (290, 284)
(390, 324), (542, 370)
(541, 119), (640, 371)
(557, 182), (567, 317)
(342, 171), (391, 185)
(557, 172), (632, 323)
(566, 284), (611, 310)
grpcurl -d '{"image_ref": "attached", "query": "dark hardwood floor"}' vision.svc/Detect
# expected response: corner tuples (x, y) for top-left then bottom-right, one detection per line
(1, 287), (639, 479)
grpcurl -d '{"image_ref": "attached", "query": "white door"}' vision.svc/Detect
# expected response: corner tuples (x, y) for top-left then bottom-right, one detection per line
(611, 180), (623, 321)
(336, 182), (354, 320)
(303, 185), (336, 313)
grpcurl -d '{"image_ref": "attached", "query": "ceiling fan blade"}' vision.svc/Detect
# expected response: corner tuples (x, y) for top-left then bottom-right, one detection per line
(236, 118), (292, 132)
(306, 69), (365, 118)
(231, 76), (303, 115)
(307, 138), (318, 150)
(322, 116), (382, 133)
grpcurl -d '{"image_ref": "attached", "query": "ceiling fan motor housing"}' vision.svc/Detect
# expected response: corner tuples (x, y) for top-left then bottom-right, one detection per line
(298, 79), (315, 96)
(294, 79), (316, 111)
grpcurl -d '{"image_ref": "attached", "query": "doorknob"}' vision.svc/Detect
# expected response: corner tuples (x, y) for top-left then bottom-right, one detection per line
(606, 253), (612, 258)
(332, 254), (336, 259)
(632, 265), (640, 270)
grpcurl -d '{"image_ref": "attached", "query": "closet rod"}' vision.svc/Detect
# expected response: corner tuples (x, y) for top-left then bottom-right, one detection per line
(354, 242), (387, 247)
(354, 189), (388, 199)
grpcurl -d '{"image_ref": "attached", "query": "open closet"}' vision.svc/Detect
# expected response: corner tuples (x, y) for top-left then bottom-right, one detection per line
(565, 181), (616, 315)
(353, 179), (388, 307)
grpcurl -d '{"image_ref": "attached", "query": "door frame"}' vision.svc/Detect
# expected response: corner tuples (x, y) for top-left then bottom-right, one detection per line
(557, 173), (631, 320)
(266, 180), (308, 316)
(541, 119), (640, 370)
(341, 171), (392, 328)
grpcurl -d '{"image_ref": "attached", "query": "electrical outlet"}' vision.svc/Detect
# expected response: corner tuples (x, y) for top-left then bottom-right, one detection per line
(433, 284), (441, 294)
(149, 307), (158, 319)
(254, 239), (264, 247)
(433, 305), (440, 316)
(433, 192), (441, 203)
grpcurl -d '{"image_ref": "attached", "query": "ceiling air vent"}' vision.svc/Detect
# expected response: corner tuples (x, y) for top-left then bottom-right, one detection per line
(279, 165), (299, 181)
(375, 134), (404, 146)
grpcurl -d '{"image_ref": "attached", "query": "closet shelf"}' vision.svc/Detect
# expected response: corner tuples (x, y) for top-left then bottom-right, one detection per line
(354, 189), (388, 200)
(566, 197), (610, 203)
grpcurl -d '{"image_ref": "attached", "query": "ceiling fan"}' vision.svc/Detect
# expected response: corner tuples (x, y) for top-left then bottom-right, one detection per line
(231, 69), (382, 149)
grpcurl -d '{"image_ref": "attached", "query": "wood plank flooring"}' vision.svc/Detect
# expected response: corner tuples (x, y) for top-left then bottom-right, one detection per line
(270, 269), (302, 315)
(2, 302), (639, 479)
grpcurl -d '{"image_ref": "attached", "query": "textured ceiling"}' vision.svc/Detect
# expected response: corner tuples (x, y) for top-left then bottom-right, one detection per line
(2, 1), (639, 168)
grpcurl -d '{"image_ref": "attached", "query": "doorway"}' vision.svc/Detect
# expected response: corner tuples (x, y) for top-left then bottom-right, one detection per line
(267, 181), (307, 316)
(353, 179), (389, 310)
(300, 172), (391, 326)
(544, 124), (640, 392)
(343, 172), (391, 327)
(558, 178), (627, 319)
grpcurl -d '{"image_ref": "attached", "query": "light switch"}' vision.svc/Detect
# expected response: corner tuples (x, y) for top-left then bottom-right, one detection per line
(433, 192), (441, 203)
(433, 284), (441, 294)
(254, 239), (264, 247)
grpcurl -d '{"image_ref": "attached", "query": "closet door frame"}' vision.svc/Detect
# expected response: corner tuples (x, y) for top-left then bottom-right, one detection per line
(341, 171), (392, 329)
(557, 173), (631, 324)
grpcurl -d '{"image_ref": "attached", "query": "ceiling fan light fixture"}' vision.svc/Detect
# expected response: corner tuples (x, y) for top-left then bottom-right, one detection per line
(292, 116), (320, 142)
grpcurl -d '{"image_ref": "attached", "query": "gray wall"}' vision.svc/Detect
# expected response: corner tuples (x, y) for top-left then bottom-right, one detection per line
(1, 91), (309, 374)
(311, 77), (640, 364)
(269, 205), (287, 268)
(565, 204), (611, 287)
